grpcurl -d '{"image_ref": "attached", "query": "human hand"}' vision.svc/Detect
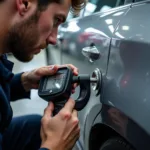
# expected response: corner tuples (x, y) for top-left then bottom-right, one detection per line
(21, 64), (79, 92)
(40, 98), (80, 150)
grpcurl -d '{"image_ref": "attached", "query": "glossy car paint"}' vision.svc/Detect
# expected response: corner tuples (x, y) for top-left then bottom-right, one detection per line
(48, 0), (150, 150)
(73, 5), (130, 150)
(52, 4), (132, 150)
(98, 1), (150, 149)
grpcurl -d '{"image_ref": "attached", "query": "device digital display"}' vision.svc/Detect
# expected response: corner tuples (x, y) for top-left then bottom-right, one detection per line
(45, 73), (65, 90)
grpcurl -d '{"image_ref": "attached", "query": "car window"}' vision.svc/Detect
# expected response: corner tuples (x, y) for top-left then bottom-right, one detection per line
(84, 0), (126, 16)
(66, 9), (84, 22)
(134, 0), (144, 2)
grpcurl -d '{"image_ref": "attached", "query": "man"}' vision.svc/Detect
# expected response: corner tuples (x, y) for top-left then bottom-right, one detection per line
(0, 0), (86, 150)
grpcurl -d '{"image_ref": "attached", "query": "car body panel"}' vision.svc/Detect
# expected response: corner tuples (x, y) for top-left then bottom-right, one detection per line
(98, 1), (150, 149)
(48, 0), (150, 150)
(56, 4), (132, 150)
(93, 104), (150, 150)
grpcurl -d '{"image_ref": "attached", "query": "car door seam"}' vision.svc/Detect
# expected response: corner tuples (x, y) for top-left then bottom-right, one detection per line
(106, 6), (131, 75)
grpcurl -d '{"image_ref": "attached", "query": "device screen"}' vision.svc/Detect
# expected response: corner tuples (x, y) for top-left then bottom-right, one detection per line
(45, 73), (65, 90)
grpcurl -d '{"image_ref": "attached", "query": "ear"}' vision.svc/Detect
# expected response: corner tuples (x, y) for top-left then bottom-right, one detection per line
(16, 0), (31, 16)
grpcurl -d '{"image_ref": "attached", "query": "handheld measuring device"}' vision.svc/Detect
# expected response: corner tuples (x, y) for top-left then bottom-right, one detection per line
(38, 67), (101, 115)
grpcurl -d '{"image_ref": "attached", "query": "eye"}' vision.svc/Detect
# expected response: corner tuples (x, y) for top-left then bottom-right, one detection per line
(54, 17), (62, 27)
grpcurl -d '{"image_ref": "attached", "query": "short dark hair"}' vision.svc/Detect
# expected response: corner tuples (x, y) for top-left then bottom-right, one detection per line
(37, 0), (87, 15)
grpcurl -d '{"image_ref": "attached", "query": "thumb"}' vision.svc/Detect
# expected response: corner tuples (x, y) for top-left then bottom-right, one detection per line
(36, 65), (58, 77)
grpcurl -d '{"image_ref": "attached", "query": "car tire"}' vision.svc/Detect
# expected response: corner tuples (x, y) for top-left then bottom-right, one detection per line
(99, 137), (134, 150)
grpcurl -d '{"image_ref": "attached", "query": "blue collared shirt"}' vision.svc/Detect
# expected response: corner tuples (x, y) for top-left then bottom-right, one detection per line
(0, 54), (30, 133)
(0, 55), (49, 150)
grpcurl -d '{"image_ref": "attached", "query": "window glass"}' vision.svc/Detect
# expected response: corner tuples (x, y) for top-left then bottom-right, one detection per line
(84, 0), (125, 16)
(134, 0), (144, 2)
(66, 9), (84, 22)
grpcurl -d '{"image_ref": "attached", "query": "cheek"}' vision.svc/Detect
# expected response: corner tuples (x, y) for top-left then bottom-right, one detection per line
(38, 16), (53, 39)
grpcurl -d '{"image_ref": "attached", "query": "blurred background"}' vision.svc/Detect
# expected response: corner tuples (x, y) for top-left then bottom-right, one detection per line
(8, 51), (48, 117)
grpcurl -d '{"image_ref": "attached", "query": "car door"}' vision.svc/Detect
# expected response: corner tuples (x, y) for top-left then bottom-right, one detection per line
(103, 0), (150, 149)
(57, 1), (133, 150)
(48, 1), (132, 150)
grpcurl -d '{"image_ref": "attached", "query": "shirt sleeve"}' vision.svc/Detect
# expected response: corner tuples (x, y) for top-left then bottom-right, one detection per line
(39, 148), (49, 150)
(10, 73), (31, 101)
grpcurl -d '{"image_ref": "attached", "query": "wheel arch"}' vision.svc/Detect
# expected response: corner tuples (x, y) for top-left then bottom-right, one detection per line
(89, 123), (122, 150)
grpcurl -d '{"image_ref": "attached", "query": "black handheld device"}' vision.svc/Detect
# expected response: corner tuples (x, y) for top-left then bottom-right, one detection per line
(38, 67), (91, 115)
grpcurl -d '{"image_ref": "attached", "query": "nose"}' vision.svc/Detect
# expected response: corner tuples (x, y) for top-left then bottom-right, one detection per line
(46, 28), (58, 45)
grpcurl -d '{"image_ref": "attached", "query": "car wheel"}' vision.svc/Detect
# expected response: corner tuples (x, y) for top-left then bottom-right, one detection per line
(99, 137), (134, 150)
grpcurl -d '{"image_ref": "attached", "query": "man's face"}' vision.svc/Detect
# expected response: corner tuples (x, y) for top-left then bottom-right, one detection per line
(6, 0), (70, 62)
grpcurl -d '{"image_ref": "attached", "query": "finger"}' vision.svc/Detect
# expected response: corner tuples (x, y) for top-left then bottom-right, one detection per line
(71, 110), (79, 129)
(68, 64), (79, 76)
(62, 98), (75, 113)
(71, 83), (79, 94)
(40, 126), (46, 142)
(43, 102), (54, 118)
(35, 65), (58, 77)
(68, 130), (80, 150)
(32, 83), (39, 89)
(72, 132), (80, 144)
(72, 90), (75, 94)
(72, 83), (78, 89)
(59, 64), (79, 76)
(72, 109), (78, 118)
